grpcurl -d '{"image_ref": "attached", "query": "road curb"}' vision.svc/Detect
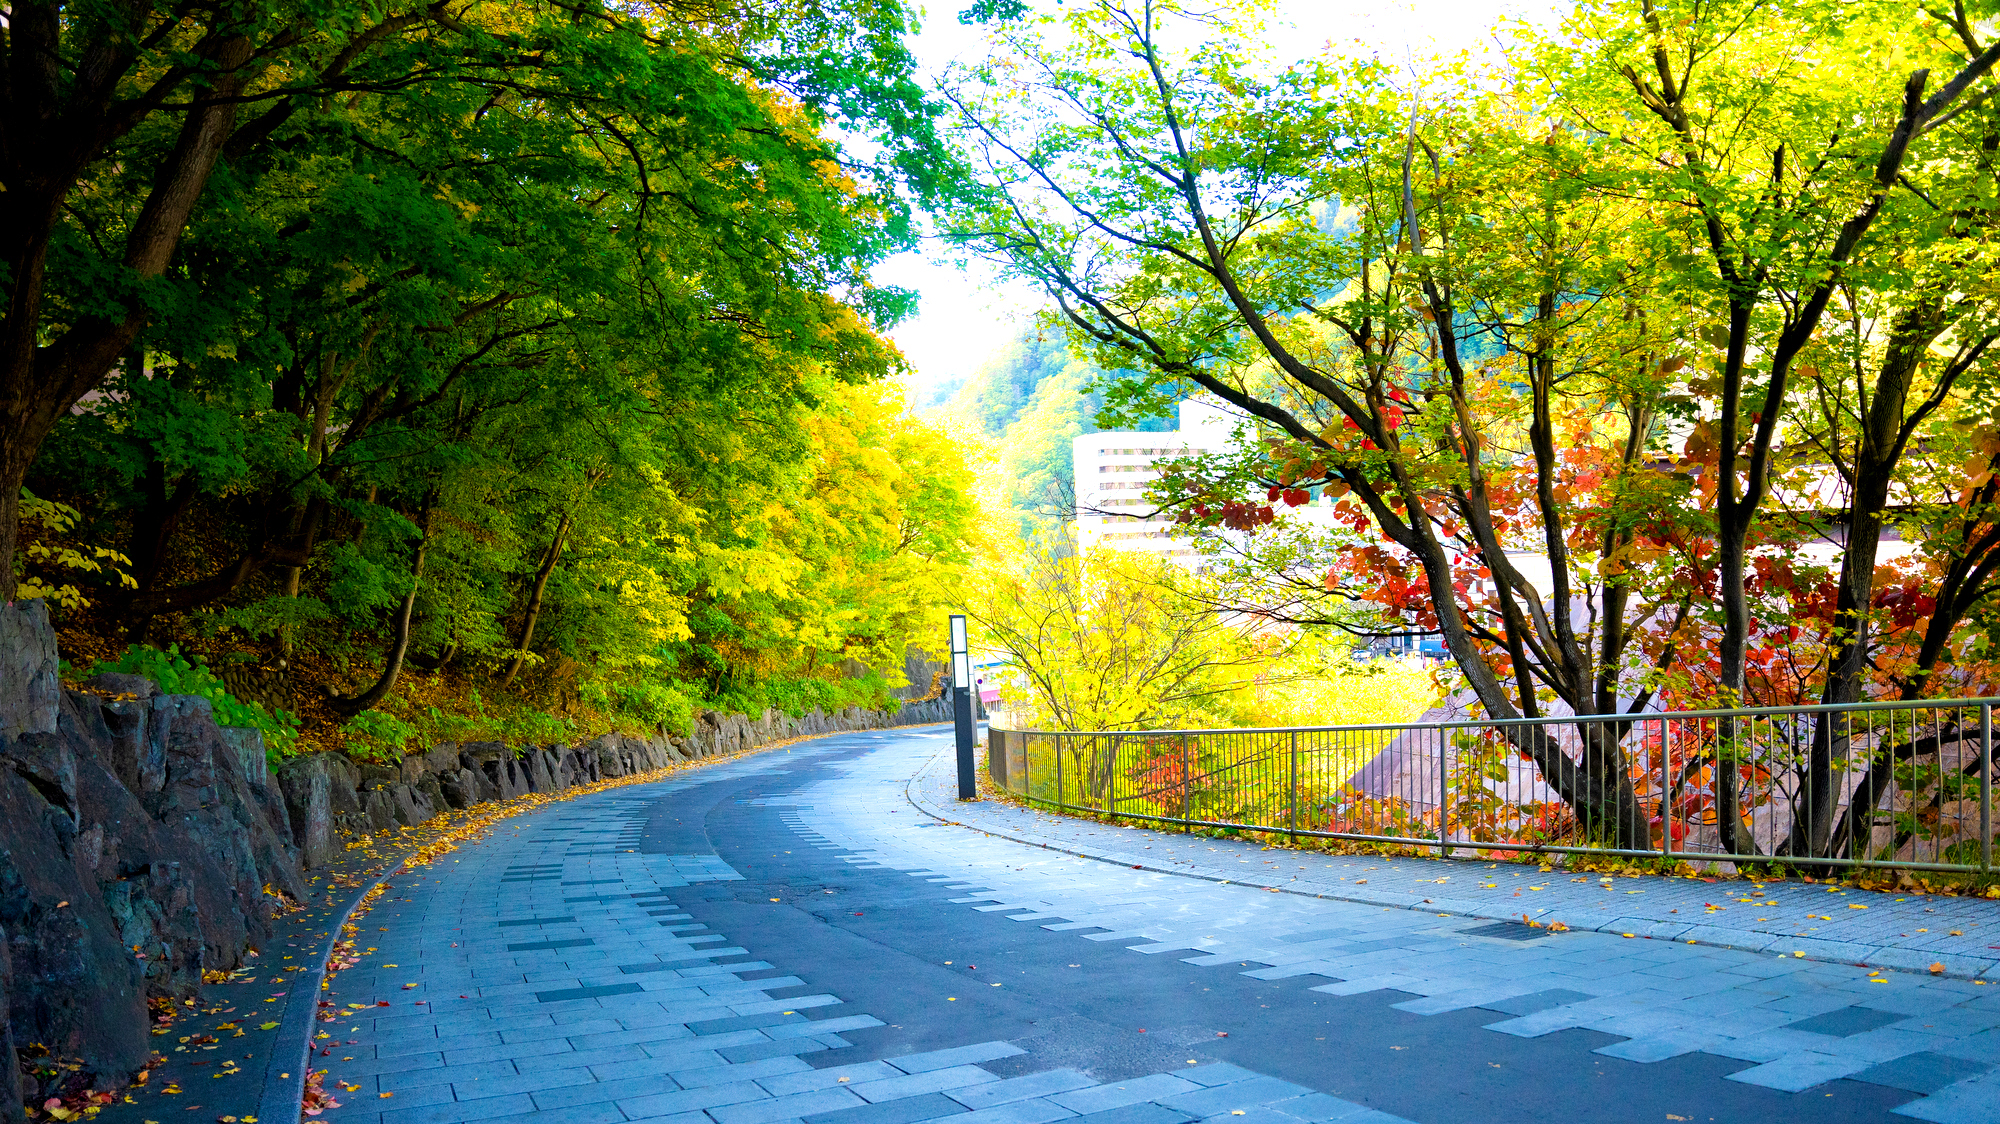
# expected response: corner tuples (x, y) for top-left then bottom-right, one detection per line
(256, 855), (408, 1124)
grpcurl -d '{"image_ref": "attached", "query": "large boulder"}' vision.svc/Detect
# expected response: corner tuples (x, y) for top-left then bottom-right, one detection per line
(360, 788), (399, 832)
(357, 764), (398, 791)
(388, 782), (434, 826)
(217, 726), (267, 786)
(437, 766), (482, 809)
(523, 748), (557, 793)
(2, 653), (304, 1100)
(276, 752), (351, 867)
(414, 771), (447, 813)
(582, 734), (627, 777)
(0, 600), (60, 744)
(460, 742), (527, 799)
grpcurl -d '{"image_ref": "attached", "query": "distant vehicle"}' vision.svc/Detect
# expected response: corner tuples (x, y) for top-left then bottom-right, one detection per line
(1359, 630), (1445, 661)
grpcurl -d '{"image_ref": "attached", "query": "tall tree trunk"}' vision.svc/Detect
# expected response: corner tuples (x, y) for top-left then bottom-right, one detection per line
(124, 469), (199, 642)
(0, 32), (255, 599)
(503, 512), (571, 688)
(327, 501), (432, 717)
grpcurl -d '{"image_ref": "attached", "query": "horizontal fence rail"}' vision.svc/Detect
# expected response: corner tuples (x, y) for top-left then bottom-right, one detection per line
(985, 698), (1998, 874)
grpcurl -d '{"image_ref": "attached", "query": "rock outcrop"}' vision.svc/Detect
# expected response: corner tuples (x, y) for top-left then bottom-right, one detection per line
(0, 601), (304, 1120)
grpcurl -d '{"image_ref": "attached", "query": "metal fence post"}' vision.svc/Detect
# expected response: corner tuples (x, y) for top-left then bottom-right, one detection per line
(1659, 717), (1671, 861)
(1438, 725), (1451, 859)
(1055, 731), (1063, 811)
(1289, 730), (1299, 838)
(1183, 735), (1193, 832)
(1983, 703), (1993, 875)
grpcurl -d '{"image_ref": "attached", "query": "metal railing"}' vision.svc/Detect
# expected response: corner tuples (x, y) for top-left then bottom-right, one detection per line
(986, 698), (1998, 873)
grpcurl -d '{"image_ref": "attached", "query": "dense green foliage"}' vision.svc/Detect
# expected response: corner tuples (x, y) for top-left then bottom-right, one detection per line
(948, 0), (2000, 861)
(9, 0), (975, 752)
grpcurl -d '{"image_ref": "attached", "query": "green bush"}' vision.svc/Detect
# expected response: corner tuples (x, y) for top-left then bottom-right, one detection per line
(344, 709), (419, 764)
(717, 671), (895, 718)
(90, 644), (300, 758)
(582, 678), (697, 736)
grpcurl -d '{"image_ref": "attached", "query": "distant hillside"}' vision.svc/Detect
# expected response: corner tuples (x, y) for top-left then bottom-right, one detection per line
(944, 331), (1171, 523)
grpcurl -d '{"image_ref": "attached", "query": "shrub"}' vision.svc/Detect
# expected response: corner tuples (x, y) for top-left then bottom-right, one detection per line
(344, 709), (419, 765)
(90, 644), (300, 758)
(582, 679), (697, 736)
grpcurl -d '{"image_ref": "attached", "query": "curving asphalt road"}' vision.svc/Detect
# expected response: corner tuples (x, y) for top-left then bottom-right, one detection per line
(306, 725), (2000, 1124)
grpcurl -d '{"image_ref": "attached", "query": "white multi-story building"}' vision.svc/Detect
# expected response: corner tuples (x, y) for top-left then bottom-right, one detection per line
(1073, 398), (1236, 558)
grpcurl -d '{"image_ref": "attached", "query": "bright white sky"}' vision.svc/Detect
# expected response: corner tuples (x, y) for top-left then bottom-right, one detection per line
(879, 0), (1566, 402)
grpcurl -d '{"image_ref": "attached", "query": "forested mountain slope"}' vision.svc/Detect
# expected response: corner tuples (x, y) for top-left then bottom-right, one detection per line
(937, 331), (1171, 523)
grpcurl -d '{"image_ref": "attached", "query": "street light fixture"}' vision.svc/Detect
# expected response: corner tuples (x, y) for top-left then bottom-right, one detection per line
(950, 613), (975, 799)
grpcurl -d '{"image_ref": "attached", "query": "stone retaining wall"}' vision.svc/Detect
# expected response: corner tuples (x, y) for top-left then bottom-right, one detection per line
(0, 598), (949, 1121)
(272, 696), (953, 868)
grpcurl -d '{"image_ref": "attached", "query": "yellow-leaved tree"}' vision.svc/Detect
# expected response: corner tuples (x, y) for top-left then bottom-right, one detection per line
(969, 537), (1293, 731)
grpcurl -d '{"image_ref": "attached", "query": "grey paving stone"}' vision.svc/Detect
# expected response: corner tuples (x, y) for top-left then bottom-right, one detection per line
(851, 1064), (1003, 1102)
(510, 939), (598, 952)
(377, 1060), (522, 1092)
(1850, 1051), (1995, 1094)
(1069, 1102), (1194, 1124)
(949, 1098), (1078, 1124)
(379, 1030), (505, 1058)
(1197, 1108), (1299, 1124)
(766, 1015), (886, 1040)
(884, 1042), (1026, 1074)
(673, 1055), (814, 1089)
(450, 1067), (601, 1100)
(1591, 1030), (1724, 1063)
(1722, 1051), (1873, 1092)
(366, 1082), (457, 1111)
(1887, 1073), (2000, 1124)
(709, 1087), (868, 1124)
(462, 1103), (626, 1124)
(1158, 1077), (1314, 1117)
(498, 918), (579, 927)
(535, 983), (645, 1003)
(512, 1040), (652, 1064)
(1475, 988), (1596, 1017)
(1176, 1064), (1262, 1089)
(615, 1079), (774, 1120)
(760, 1061), (908, 1097)
(689, 1012), (814, 1035)
(378, 1092), (535, 1124)
(1258, 1093), (1387, 1123)
(335, 1052), (449, 1078)
(1786, 1005), (1911, 1037)
(1052, 1075), (1201, 1114)
(729, 993), (840, 1016)
(717, 1037), (833, 1063)
(948, 1070), (1096, 1109)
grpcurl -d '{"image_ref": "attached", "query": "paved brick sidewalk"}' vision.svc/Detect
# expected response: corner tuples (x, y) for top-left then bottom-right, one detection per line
(312, 735), (1414, 1124)
(908, 734), (2000, 982)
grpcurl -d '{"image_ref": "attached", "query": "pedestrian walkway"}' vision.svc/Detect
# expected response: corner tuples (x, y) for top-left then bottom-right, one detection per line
(294, 726), (2000, 1124)
(822, 732), (2000, 1123)
(914, 738), (2000, 981)
(313, 737), (1412, 1124)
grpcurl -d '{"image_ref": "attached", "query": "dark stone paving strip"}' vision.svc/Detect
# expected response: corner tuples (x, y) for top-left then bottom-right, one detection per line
(506, 937), (596, 951)
(496, 917), (577, 927)
(533, 983), (645, 1002)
